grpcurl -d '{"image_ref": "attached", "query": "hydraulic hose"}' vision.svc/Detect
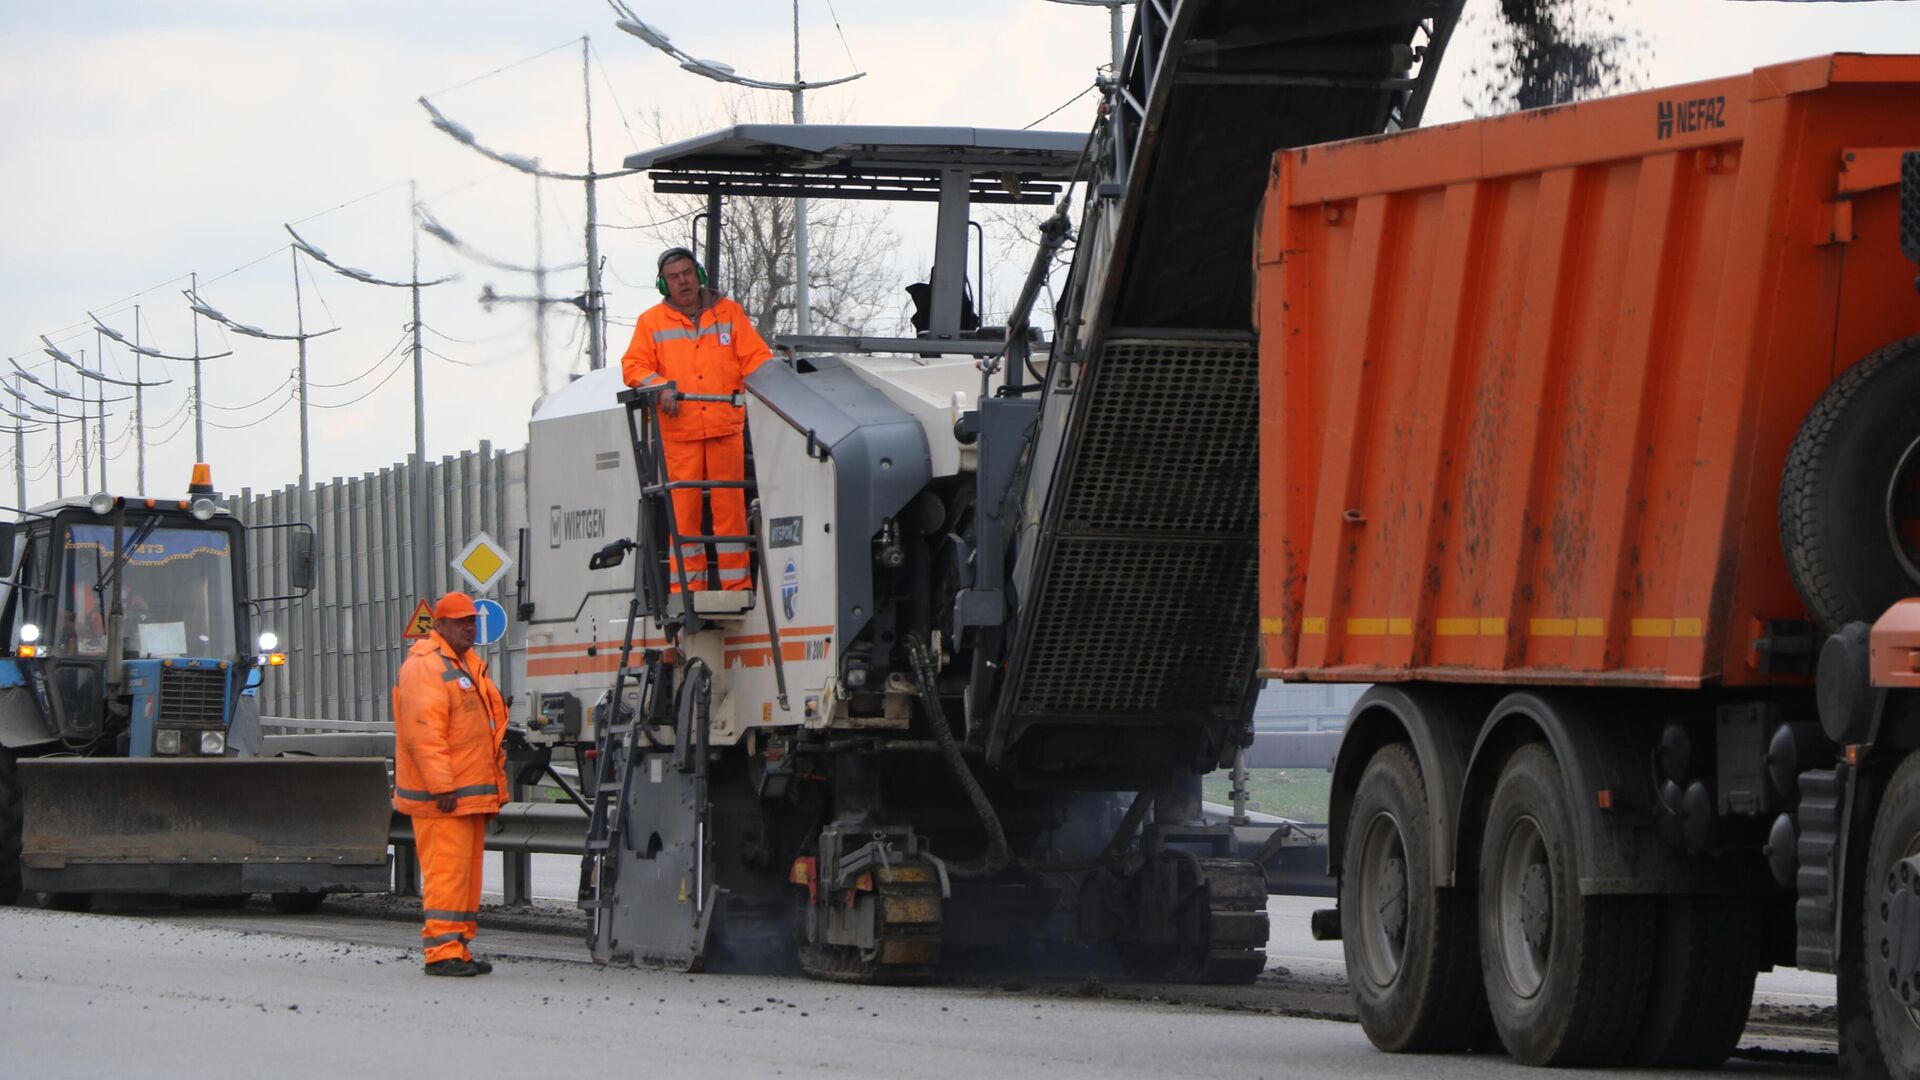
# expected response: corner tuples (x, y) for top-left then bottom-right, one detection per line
(906, 637), (1009, 880)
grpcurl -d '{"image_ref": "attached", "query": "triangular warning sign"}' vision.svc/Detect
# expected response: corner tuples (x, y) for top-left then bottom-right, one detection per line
(402, 599), (434, 640)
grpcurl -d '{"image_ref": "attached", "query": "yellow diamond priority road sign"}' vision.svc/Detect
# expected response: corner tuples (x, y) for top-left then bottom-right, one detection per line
(452, 532), (512, 595)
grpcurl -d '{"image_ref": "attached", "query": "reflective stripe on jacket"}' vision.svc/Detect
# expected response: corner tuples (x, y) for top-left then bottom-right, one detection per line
(391, 632), (508, 817)
(619, 294), (772, 440)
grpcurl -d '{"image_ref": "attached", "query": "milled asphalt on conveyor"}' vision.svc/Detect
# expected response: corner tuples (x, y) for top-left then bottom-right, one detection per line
(1, 903), (1834, 1080)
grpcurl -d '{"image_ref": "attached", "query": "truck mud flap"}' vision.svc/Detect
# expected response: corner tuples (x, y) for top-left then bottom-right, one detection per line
(18, 757), (392, 896)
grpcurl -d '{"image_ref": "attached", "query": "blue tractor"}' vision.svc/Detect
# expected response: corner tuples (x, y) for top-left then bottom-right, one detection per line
(0, 467), (391, 912)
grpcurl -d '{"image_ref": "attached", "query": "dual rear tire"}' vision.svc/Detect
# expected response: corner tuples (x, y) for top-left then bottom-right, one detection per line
(1345, 739), (1757, 1068)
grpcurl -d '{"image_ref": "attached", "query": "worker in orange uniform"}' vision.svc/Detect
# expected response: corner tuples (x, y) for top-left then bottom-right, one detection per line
(621, 247), (772, 591)
(391, 591), (509, 977)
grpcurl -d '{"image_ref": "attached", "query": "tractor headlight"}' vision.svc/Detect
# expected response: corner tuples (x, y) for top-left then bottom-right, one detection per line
(190, 498), (217, 522)
(257, 631), (279, 653)
(18, 623), (39, 644)
(199, 731), (226, 756)
(155, 729), (182, 755)
(87, 492), (114, 516)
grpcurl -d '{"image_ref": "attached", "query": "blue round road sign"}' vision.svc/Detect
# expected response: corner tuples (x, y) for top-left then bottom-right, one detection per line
(473, 598), (508, 647)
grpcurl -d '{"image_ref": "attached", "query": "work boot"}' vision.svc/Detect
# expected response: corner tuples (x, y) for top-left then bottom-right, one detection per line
(469, 957), (494, 975)
(423, 958), (482, 977)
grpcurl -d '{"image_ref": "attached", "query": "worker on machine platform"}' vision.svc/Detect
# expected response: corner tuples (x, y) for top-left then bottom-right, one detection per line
(391, 591), (509, 977)
(620, 246), (771, 591)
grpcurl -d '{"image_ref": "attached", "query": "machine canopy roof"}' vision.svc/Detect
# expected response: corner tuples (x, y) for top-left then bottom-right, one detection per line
(623, 124), (1088, 204)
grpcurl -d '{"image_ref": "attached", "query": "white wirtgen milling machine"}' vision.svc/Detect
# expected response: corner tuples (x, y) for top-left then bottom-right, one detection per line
(517, 0), (1455, 981)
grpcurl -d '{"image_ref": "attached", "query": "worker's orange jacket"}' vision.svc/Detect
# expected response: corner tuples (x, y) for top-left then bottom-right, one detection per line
(391, 632), (508, 818)
(620, 292), (772, 441)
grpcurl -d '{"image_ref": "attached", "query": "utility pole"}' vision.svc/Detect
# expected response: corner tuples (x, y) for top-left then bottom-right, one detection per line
(420, 46), (627, 375)
(190, 271), (204, 461)
(791, 0), (810, 338)
(77, 349), (89, 487)
(51, 362), (62, 501)
(533, 175), (551, 390)
(132, 305), (145, 493)
(612, 6), (865, 339)
(90, 303), (223, 474)
(185, 270), (335, 492)
(411, 182), (431, 599)
(292, 247), (310, 489)
(11, 376), (24, 511)
(581, 37), (607, 371)
(95, 338), (106, 491)
(280, 198), (451, 596)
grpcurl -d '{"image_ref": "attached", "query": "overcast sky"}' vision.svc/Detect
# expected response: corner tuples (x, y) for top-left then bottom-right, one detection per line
(0, 0), (1915, 506)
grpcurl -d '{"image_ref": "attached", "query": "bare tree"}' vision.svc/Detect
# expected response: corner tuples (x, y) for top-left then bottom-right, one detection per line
(632, 95), (897, 342)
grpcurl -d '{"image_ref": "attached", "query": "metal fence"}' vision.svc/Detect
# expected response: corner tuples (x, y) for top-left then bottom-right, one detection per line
(228, 443), (528, 725)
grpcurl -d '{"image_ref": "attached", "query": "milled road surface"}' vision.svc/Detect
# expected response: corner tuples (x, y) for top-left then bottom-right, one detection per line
(2, 899), (1835, 1079)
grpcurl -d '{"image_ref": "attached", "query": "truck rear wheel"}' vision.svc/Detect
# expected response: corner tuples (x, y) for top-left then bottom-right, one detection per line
(0, 747), (20, 906)
(1341, 743), (1487, 1052)
(1781, 335), (1920, 632)
(1864, 750), (1920, 1074)
(1478, 744), (1654, 1067)
(1630, 894), (1760, 1068)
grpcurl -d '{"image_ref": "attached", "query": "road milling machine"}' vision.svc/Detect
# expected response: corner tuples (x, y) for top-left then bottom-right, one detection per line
(0, 466), (391, 911)
(521, 0), (1462, 980)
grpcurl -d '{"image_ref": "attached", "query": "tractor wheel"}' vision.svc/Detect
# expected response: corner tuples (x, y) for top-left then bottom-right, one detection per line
(0, 747), (20, 906)
(1781, 336), (1920, 632)
(1863, 750), (1920, 1074)
(1341, 743), (1487, 1052)
(1478, 744), (1654, 1067)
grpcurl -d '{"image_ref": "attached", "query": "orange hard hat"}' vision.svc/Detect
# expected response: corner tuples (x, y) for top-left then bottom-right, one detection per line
(432, 592), (479, 620)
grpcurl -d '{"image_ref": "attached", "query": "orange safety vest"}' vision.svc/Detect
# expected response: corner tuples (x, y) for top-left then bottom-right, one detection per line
(391, 632), (508, 817)
(620, 293), (772, 441)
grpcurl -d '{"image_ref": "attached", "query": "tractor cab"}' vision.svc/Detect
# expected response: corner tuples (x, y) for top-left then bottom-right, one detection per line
(0, 468), (303, 758)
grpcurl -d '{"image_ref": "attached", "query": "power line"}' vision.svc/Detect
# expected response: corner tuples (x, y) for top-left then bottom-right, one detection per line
(287, 179), (412, 227)
(1024, 81), (1098, 130)
(202, 375), (294, 412)
(820, 0), (861, 73)
(306, 330), (410, 389)
(309, 350), (411, 409)
(425, 37), (581, 99)
(203, 395), (295, 431)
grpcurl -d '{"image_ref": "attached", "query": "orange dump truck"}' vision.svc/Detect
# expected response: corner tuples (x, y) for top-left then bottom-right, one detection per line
(1255, 55), (1920, 1070)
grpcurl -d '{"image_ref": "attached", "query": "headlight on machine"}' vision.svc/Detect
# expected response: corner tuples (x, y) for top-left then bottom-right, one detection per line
(154, 729), (182, 755)
(199, 731), (226, 756)
(258, 631), (279, 653)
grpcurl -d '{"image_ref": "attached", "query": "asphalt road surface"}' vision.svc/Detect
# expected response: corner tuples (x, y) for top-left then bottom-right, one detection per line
(0, 903), (1834, 1080)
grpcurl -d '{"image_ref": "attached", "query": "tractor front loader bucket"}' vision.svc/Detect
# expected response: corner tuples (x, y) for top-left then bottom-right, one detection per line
(19, 757), (393, 897)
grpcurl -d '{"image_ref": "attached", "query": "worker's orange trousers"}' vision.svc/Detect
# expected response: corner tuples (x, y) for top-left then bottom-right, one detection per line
(414, 814), (487, 963)
(661, 432), (751, 591)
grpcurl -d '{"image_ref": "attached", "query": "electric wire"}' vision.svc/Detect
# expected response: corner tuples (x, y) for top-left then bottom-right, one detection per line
(201, 375), (294, 412)
(1025, 81), (1099, 130)
(202, 395), (295, 431)
(425, 38), (582, 99)
(820, 0), (860, 73)
(308, 350), (412, 409)
(288, 179), (412, 228)
(306, 329), (410, 389)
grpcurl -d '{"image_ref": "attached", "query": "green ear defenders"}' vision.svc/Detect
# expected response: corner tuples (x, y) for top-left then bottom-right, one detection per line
(655, 247), (708, 296)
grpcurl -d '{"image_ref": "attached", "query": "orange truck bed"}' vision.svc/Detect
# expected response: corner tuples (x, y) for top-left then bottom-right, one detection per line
(1257, 54), (1920, 689)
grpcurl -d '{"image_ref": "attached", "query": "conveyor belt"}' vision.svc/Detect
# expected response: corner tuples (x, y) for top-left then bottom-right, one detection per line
(989, 0), (1462, 780)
